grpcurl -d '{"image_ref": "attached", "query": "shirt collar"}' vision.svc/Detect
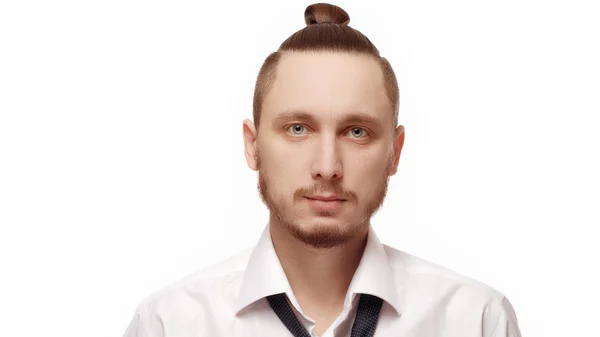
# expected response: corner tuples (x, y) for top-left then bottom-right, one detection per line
(233, 222), (403, 316)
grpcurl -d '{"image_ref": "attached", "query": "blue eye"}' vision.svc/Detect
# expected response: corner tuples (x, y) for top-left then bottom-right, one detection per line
(288, 124), (307, 135)
(349, 127), (367, 138)
(286, 125), (368, 138)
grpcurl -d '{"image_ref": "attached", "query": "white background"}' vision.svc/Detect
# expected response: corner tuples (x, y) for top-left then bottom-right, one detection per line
(0, 0), (598, 336)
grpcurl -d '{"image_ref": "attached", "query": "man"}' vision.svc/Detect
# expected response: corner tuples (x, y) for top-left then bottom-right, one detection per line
(123, 3), (522, 337)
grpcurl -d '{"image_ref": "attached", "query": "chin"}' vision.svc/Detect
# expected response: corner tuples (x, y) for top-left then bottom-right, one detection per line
(300, 214), (347, 227)
(284, 216), (366, 249)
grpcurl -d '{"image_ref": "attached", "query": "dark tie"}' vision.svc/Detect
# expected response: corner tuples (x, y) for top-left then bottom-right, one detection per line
(267, 293), (384, 337)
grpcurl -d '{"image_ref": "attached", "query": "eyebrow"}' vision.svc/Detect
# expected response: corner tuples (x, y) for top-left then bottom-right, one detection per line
(271, 110), (385, 130)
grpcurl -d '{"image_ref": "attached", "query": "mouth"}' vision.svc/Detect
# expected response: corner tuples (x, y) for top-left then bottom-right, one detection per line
(305, 195), (346, 202)
(304, 196), (346, 212)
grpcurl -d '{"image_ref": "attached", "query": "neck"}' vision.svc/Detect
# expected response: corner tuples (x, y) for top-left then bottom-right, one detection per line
(269, 217), (369, 318)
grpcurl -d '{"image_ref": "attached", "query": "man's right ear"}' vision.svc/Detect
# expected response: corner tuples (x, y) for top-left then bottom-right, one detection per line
(242, 119), (258, 171)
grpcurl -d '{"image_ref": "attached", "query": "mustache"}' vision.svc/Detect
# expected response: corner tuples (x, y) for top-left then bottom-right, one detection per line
(294, 184), (357, 202)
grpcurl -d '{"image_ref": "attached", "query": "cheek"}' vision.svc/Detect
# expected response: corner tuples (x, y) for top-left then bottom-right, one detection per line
(346, 157), (389, 189)
(346, 151), (385, 173)
(271, 145), (310, 178)
(261, 156), (305, 192)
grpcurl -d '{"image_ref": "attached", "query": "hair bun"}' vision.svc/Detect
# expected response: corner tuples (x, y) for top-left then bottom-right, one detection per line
(304, 3), (350, 26)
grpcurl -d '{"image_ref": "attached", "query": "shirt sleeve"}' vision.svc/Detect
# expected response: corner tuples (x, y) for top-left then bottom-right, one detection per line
(122, 305), (156, 337)
(487, 296), (522, 337)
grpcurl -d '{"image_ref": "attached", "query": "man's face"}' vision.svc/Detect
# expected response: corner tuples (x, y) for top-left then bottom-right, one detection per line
(244, 52), (404, 249)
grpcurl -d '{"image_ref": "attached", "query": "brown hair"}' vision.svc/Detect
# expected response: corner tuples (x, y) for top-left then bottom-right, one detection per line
(252, 3), (399, 130)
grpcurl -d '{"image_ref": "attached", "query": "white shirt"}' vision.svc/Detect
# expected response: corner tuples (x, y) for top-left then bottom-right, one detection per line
(123, 223), (522, 337)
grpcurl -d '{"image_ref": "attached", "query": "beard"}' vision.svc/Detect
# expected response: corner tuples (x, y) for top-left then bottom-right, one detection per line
(256, 149), (393, 249)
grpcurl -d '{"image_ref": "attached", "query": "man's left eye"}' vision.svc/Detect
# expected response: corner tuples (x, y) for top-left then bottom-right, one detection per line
(348, 127), (367, 138)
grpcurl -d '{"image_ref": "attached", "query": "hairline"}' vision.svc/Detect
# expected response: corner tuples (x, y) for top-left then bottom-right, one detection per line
(255, 50), (398, 133)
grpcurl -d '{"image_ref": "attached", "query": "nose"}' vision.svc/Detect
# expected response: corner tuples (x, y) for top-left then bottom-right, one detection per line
(310, 135), (343, 181)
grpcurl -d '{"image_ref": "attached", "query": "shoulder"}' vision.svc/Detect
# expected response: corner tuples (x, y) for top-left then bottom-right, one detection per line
(383, 244), (521, 335)
(125, 247), (254, 336)
(383, 244), (506, 300)
(144, 246), (253, 308)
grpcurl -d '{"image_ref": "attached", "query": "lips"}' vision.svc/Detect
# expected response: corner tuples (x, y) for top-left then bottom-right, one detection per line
(304, 196), (346, 212)
(306, 195), (345, 201)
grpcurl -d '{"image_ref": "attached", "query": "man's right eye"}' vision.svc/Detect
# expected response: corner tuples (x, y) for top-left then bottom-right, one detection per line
(288, 124), (307, 135)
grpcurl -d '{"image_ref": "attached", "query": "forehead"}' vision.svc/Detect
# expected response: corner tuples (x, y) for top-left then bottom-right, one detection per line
(262, 52), (392, 124)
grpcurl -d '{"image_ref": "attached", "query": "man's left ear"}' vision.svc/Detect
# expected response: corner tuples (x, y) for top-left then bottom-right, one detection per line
(389, 125), (405, 176)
